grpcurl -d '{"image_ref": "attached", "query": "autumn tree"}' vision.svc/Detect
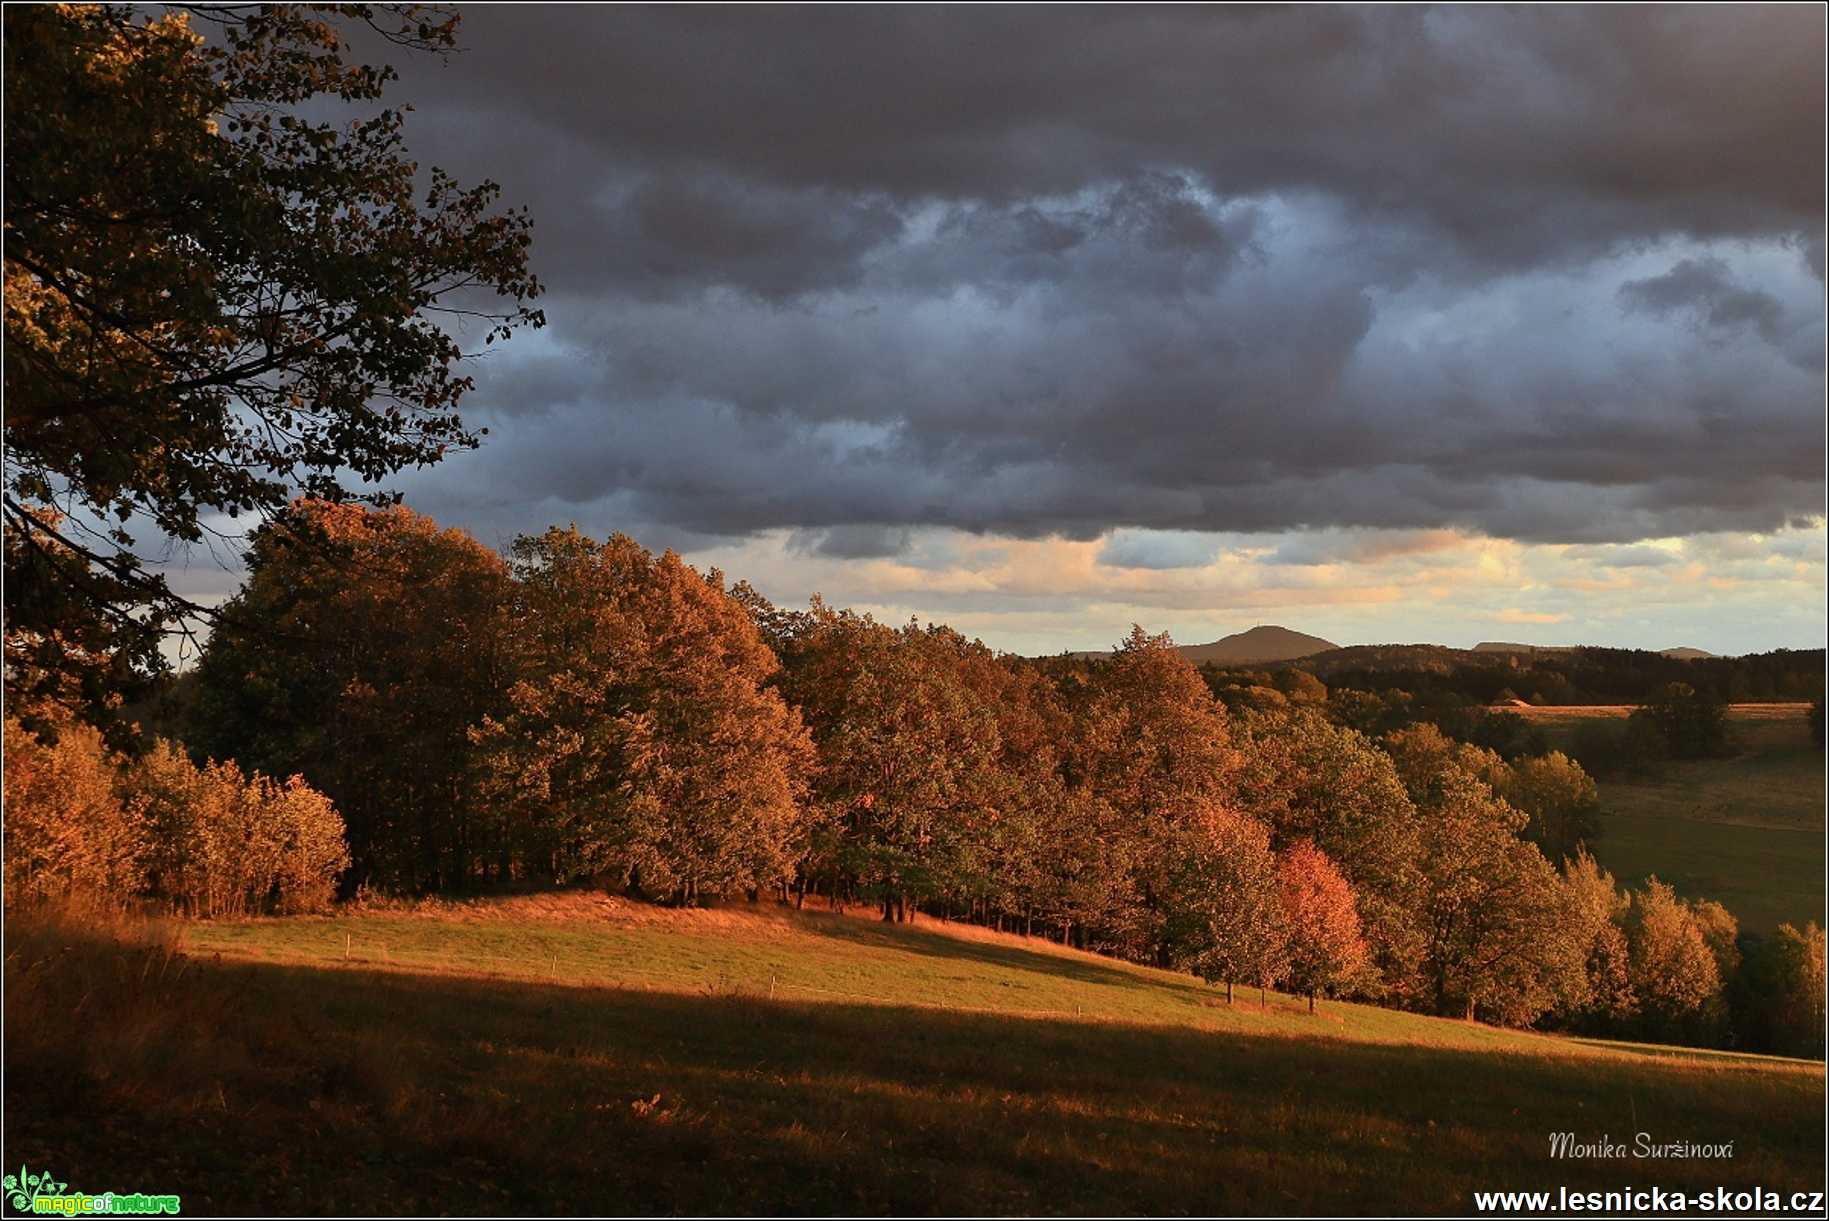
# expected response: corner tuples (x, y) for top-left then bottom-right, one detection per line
(1554, 850), (1637, 1030)
(4, 4), (541, 686)
(1688, 898), (1741, 984)
(1069, 627), (1241, 962)
(1272, 669), (1328, 706)
(1162, 806), (1286, 1004)
(3, 713), (345, 915)
(1277, 840), (1370, 1012)
(1623, 877), (1725, 1042)
(471, 529), (814, 903)
(1396, 748), (1588, 1024)
(947, 657), (1083, 935)
(770, 606), (1003, 921)
(1498, 750), (1602, 865)
(1232, 707), (1421, 994)
(1383, 722), (1513, 805)
(188, 501), (517, 890)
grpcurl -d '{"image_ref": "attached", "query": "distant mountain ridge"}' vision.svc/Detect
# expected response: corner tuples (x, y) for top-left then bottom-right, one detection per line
(1059, 631), (1723, 666)
(1474, 641), (1717, 660)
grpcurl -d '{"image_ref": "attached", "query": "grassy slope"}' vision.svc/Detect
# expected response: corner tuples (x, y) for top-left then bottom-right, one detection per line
(7, 898), (1822, 1215)
(1517, 705), (1824, 932)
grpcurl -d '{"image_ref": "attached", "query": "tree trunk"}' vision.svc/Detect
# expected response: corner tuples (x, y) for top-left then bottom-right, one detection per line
(1226, 981), (1233, 1005)
(1308, 992), (1315, 1014)
(795, 876), (806, 909)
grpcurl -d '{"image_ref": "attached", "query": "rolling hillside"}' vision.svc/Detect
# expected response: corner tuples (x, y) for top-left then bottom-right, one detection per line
(7, 897), (1820, 1215)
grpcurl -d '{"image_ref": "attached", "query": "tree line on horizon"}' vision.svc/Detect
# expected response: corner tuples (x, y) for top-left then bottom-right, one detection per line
(8, 499), (1819, 1057)
(1237, 642), (1825, 710)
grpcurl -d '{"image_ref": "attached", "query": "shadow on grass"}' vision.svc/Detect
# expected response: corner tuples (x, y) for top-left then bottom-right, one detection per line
(791, 905), (1217, 1000)
(1560, 1035), (1824, 1069)
(5, 921), (1822, 1216)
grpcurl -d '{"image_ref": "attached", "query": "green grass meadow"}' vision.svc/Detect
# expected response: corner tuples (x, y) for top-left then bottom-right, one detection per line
(5, 897), (1822, 1215)
(1522, 704), (1825, 932)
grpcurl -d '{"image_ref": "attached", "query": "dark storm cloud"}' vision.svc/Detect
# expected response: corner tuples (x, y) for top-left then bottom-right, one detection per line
(357, 5), (1823, 549)
(788, 525), (914, 561)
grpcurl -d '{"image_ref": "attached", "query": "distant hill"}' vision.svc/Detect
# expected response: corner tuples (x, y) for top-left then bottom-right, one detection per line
(1659, 646), (1716, 660)
(1176, 625), (1339, 665)
(1064, 624), (1339, 665)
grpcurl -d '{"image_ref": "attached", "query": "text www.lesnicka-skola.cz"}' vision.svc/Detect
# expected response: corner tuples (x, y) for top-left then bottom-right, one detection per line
(1474, 1187), (1827, 1214)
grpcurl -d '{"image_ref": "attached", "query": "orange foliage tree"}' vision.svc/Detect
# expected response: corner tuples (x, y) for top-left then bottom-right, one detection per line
(1277, 840), (1369, 1012)
(470, 528), (814, 902)
(1067, 626), (1241, 962)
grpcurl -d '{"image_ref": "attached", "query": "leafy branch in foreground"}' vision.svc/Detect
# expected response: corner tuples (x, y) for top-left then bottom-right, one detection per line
(3, 2), (543, 722)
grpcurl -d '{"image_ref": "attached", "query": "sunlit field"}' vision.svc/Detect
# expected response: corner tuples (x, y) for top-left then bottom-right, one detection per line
(7, 899), (1820, 1216)
(1518, 704), (1824, 931)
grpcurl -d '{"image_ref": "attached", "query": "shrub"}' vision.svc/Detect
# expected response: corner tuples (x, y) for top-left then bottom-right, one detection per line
(1734, 922), (1826, 1057)
(2, 717), (147, 908)
(1568, 715), (1666, 779)
(122, 741), (351, 917)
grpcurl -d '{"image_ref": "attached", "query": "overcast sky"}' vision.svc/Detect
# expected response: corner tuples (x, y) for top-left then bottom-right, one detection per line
(180, 5), (1828, 657)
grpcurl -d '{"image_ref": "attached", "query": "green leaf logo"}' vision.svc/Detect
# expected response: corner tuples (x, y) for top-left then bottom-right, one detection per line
(5, 1165), (66, 1212)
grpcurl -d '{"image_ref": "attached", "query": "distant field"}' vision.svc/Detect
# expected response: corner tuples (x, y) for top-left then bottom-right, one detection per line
(6, 898), (1821, 1215)
(1514, 704), (1824, 932)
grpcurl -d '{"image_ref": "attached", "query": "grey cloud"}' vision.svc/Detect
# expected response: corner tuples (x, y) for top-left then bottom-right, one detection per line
(1097, 531), (1223, 570)
(332, 6), (1822, 550)
(788, 524), (914, 560)
(1620, 257), (1789, 348)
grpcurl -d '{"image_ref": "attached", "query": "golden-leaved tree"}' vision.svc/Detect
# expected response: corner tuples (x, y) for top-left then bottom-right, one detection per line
(471, 529), (815, 902)
(1068, 626), (1242, 962)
